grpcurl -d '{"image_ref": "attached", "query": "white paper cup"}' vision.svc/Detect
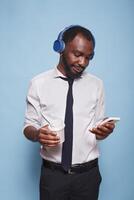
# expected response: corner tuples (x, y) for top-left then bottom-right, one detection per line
(48, 119), (65, 143)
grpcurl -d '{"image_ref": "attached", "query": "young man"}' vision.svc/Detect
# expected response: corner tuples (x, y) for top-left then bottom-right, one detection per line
(23, 25), (115, 200)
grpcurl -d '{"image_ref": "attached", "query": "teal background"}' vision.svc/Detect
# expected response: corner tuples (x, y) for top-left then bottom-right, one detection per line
(0, 0), (134, 199)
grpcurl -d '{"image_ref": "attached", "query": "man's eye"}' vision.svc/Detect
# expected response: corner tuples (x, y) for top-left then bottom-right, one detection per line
(74, 53), (81, 57)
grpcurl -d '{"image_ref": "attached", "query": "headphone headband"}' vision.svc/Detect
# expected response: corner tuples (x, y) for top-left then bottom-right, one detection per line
(57, 25), (80, 41)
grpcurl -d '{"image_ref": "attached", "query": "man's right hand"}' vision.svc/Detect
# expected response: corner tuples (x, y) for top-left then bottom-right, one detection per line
(38, 125), (60, 147)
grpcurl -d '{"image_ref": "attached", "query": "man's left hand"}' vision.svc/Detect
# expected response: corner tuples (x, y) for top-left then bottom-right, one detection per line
(90, 121), (115, 140)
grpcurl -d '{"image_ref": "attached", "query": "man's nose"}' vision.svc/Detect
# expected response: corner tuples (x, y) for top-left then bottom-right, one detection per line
(78, 57), (87, 67)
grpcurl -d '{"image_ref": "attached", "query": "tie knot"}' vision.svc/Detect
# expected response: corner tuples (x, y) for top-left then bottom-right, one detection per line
(59, 77), (74, 85)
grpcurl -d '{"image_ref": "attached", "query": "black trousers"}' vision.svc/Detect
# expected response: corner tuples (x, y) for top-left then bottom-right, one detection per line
(39, 161), (102, 200)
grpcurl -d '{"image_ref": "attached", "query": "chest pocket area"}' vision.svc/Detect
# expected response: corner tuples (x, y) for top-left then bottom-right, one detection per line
(73, 89), (97, 116)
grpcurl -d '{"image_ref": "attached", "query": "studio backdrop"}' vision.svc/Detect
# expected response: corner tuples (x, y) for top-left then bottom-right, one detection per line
(0, 0), (134, 200)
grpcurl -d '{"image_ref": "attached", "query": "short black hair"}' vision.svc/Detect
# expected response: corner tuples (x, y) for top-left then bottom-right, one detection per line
(62, 25), (95, 49)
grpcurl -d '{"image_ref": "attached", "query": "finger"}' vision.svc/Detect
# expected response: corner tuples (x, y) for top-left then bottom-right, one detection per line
(91, 128), (106, 136)
(40, 139), (60, 146)
(39, 139), (57, 145)
(97, 125), (111, 133)
(47, 144), (60, 147)
(91, 126), (110, 136)
(40, 128), (52, 135)
(101, 124), (115, 134)
(103, 122), (115, 129)
(41, 132), (60, 140)
(40, 127), (58, 136)
(44, 144), (59, 147)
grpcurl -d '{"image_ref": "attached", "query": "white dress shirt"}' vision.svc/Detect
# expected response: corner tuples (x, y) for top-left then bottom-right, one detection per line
(24, 68), (105, 164)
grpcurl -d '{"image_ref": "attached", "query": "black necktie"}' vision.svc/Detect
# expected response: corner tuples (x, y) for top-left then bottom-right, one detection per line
(60, 77), (74, 171)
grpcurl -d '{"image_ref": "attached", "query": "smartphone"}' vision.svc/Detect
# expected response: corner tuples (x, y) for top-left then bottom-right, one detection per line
(99, 117), (120, 125)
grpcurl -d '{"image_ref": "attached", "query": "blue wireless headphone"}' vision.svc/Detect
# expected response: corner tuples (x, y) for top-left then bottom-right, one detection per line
(53, 25), (80, 53)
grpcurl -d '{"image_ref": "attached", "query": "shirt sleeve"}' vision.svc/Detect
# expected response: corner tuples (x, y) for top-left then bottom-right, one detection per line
(94, 80), (105, 124)
(23, 79), (41, 130)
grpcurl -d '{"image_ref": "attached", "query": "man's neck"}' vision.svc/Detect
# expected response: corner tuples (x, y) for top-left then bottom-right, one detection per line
(57, 64), (66, 77)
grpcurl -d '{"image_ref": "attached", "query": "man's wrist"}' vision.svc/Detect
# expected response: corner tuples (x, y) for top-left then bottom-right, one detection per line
(33, 129), (40, 142)
(24, 126), (40, 142)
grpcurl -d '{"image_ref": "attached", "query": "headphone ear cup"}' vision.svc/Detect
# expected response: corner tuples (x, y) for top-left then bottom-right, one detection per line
(89, 52), (94, 60)
(53, 39), (65, 53)
(53, 25), (80, 53)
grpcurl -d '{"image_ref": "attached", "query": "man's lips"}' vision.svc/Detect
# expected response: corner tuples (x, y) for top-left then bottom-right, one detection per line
(72, 66), (83, 73)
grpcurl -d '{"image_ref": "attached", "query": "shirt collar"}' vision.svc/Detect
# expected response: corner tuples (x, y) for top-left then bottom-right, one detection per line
(53, 67), (66, 78)
(53, 67), (85, 79)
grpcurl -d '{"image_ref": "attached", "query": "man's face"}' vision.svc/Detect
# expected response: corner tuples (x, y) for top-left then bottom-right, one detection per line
(61, 34), (94, 79)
